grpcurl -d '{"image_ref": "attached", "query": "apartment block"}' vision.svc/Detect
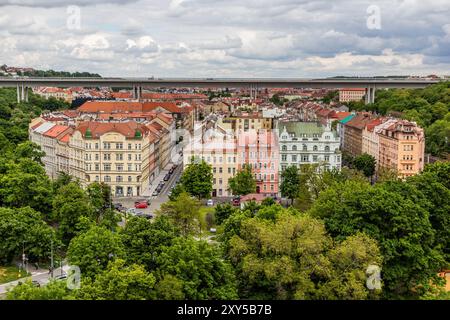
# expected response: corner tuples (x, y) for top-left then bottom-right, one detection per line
(278, 121), (341, 172)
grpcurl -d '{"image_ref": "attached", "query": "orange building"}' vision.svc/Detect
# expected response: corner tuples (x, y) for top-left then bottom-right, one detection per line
(339, 88), (366, 102)
(375, 119), (425, 177)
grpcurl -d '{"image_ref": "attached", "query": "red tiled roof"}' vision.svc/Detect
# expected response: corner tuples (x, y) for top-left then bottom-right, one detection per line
(75, 121), (150, 139)
(345, 114), (373, 130)
(58, 132), (72, 143)
(31, 121), (43, 130)
(365, 118), (384, 132)
(78, 101), (143, 113)
(43, 125), (71, 138)
(333, 112), (352, 120)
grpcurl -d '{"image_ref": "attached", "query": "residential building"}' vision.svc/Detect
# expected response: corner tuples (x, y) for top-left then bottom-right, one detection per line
(183, 121), (237, 197)
(342, 113), (372, 157)
(339, 88), (366, 102)
(237, 129), (279, 196)
(277, 121), (341, 172)
(376, 119), (425, 177)
(362, 118), (384, 162)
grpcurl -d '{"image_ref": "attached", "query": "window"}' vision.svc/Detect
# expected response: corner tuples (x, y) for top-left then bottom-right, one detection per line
(324, 146), (330, 152)
(103, 142), (111, 150)
(313, 155), (318, 162)
(219, 168), (223, 174)
(104, 153), (111, 160)
(313, 145), (318, 151)
(282, 155), (287, 161)
(116, 176), (123, 182)
(302, 155), (309, 162)
(116, 164), (124, 172)
(292, 155), (297, 162)
(116, 153), (123, 161)
(116, 143), (123, 150)
(104, 176), (111, 182)
(128, 176), (132, 182)
(324, 156), (330, 162)
(282, 145), (287, 151)
(128, 143), (132, 150)
(95, 163), (99, 171)
(292, 145), (297, 151)
(302, 144), (307, 151)
(103, 163), (111, 171)
(95, 176), (99, 182)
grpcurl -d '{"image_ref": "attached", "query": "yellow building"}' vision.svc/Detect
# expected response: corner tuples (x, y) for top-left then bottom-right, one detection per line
(183, 122), (237, 197)
(375, 119), (425, 178)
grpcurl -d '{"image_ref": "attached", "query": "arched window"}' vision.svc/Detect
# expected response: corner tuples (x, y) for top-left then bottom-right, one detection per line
(282, 145), (287, 151)
(302, 144), (307, 151)
(292, 145), (297, 151)
(313, 145), (318, 151)
(325, 146), (330, 152)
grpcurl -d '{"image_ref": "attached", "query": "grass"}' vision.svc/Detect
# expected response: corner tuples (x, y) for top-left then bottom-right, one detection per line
(0, 266), (30, 284)
(198, 206), (221, 237)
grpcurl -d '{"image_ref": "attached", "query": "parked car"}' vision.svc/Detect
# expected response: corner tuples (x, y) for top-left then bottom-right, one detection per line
(163, 174), (171, 181)
(126, 208), (143, 215)
(136, 212), (154, 220)
(232, 197), (240, 206)
(152, 190), (159, 197)
(113, 203), (123, 210)
(207, 199), (214, 206)
(135, 199), (150, 205)
(135, 201), (148, 209)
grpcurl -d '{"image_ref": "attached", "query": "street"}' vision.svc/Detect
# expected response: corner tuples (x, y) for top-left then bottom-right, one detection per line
(113, 162), (184, 216)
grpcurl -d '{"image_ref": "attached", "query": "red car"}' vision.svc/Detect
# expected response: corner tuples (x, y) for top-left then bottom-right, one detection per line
(134, 201), (148, 209)
(232, 197), (240, 206)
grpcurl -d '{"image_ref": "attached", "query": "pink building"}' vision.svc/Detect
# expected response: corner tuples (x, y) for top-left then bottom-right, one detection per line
(236, 129), (279, 196)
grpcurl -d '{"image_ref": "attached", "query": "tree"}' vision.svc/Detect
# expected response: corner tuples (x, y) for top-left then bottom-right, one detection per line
(180, 158), (213, 199)
(86, 182), (120, 229)
(280, 165), (301, 204)
(353, 153), (376, 178)
(67, 225), (125, 278)
(6, 279), (70, 300)
(0, 158), (52, 214)
(309, 180), (446, 298)
(155, 237), (238, 299)
(120, 215), (179, 270)
(227, 206), (382, 299)
(14, 141), (45, 164)
(52, 182), (93, 244)
(0, 207), (57, 264)
(228, 164), (256, 196)
(214, 203), (237, 225)
(74, 259), (156, 300)
(154, 274), (185, 300)
(158, 192), (201, 237)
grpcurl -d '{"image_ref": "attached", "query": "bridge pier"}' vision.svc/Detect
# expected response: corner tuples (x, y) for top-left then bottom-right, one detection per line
(16, 84), (29, 103)
(249, 84), (258, 100)
(365, 86), (376, 104)
(132, 85), (142, 100)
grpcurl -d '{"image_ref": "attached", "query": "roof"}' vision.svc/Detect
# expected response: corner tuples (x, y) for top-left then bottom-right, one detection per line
(345, 114), (373, 130)
(365, 118), (384, 132)
(333, 112), (352, 121)
(279, 121), (324, 137)
(43, 125), (70, 138)
(58, 132), (71, 143)
(142, 102), (192, 114)
(339, 114), (355, 124)
(34, 122), (56, 134)
(75, 121), (149, 139)
(78, 101), (143, 113)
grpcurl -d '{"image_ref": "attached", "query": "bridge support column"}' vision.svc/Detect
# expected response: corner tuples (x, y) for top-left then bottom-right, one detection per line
(365, 87), (376, 104)
(132, 85), (142, 100)
(16, 84), (20, 103)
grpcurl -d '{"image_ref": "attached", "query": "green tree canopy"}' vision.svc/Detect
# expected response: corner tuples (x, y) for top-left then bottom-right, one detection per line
(180, 158), (213, 199)
(67, 225), (125, 278)
(228, 164), (256, 196)
(280, 165), (301, 204)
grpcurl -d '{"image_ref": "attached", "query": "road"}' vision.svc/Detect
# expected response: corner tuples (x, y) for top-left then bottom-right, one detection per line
(113, 162), (183, 217)
(0, 265), (69, 296)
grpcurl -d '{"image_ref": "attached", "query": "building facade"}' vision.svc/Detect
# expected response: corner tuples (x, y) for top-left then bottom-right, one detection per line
(339, 88), (366, 102)
(278, 121), (341, 172)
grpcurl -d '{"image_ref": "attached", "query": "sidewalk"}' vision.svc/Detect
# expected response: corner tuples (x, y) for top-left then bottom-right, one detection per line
(142, 162), (177, 197)
(0, 266), (70, 295)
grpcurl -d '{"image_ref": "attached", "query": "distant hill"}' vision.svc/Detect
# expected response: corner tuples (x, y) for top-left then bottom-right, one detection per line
(0, 64), (101, 78)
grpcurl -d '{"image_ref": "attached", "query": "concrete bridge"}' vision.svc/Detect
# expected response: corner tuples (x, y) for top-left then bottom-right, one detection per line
(0, 77), (442, 104)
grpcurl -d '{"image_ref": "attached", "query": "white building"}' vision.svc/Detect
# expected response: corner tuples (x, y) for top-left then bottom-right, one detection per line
(277, 121), (341, 172)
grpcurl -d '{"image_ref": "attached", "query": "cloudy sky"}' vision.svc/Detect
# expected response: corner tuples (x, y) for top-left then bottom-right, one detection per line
(0, 0), (449, 77)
